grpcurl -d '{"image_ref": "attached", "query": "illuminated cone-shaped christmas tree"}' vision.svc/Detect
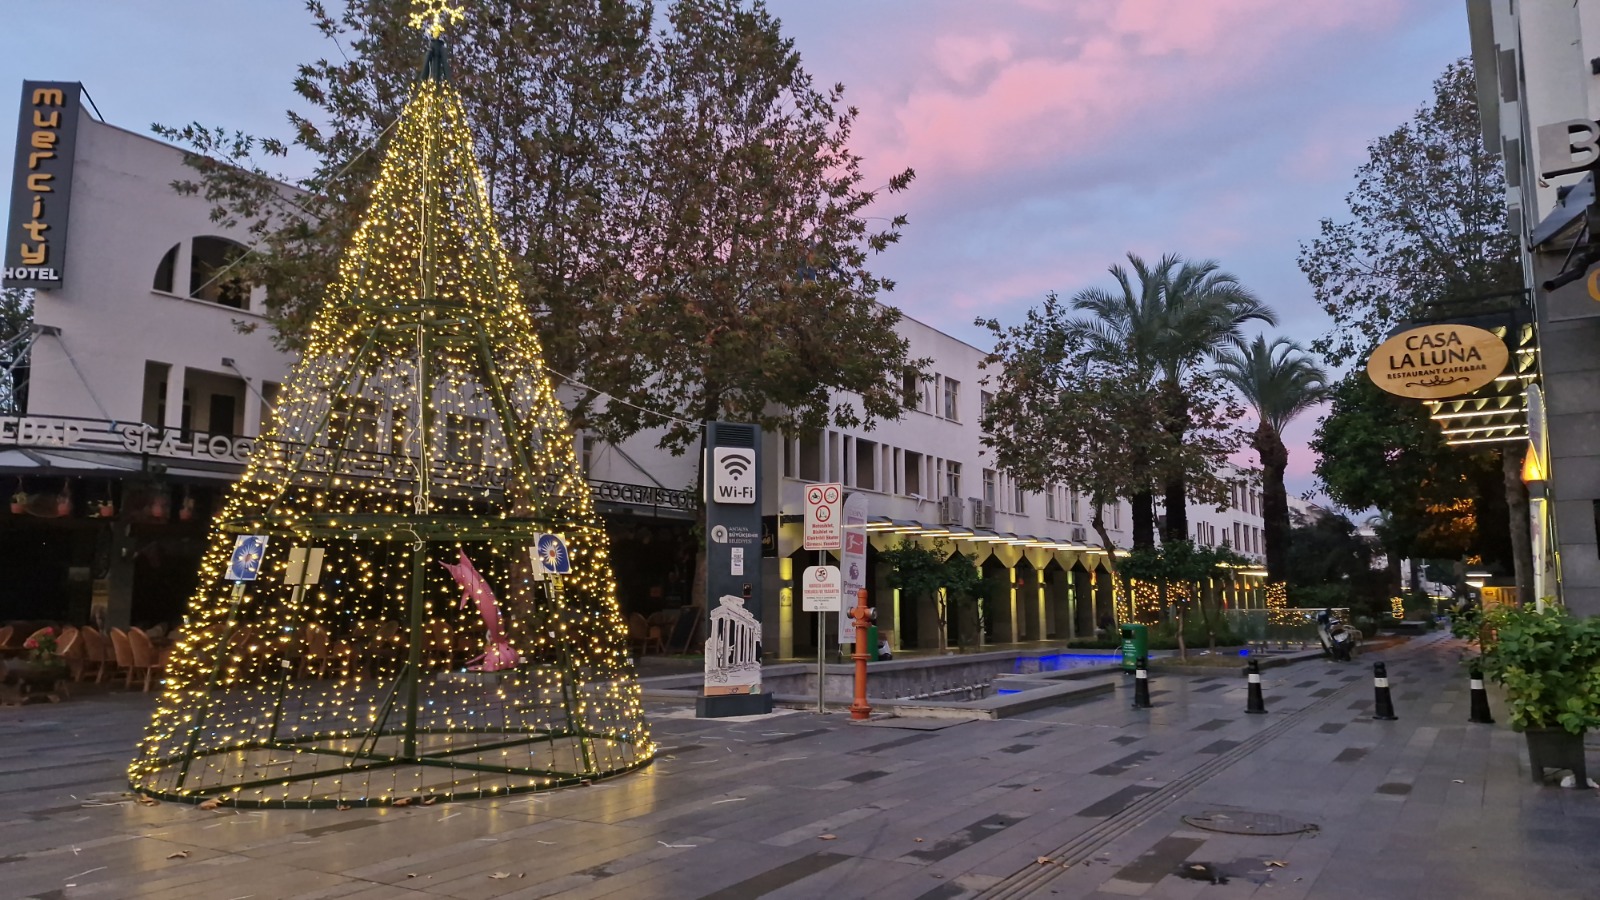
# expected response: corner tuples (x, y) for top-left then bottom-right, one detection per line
(129, 16), (653, 807)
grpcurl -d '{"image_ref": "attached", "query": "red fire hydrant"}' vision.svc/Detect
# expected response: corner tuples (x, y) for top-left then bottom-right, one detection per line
(849, 588), (874, 720)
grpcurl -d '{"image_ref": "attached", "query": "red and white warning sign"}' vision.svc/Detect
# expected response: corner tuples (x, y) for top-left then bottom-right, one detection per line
(803, 483), (843, 550)
(802, 565), (843, 612)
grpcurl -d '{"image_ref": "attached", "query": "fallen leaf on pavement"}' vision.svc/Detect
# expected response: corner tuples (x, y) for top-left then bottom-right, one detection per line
(1453, 779), (1465, 784)
(407, 874), (418, 879)
(392, 797), (412, 807)
(817, 834), (837, 841)
(913, 838), (924, 843)
(197, 799), (222, 811)
(136, 796), (159, 806)
(489, 872), (512, 879)
(1267, 860), (1287, 868)
(422, 797), (438, 806)
(336, 805), (351, 811)
(1037, 857), (1053, 865)
(167, 851), (190, 860)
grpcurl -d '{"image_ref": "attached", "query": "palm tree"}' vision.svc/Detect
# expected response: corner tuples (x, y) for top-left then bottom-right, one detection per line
(1215, 335), (1328, 581)
(1071, 253), (1277, 547)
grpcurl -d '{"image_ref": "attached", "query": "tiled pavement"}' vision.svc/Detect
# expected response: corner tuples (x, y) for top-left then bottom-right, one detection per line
(3, 633), (1598, 899)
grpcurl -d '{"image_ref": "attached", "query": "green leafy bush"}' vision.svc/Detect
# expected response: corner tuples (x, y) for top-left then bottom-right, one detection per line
(1478, 604), (1600, 735)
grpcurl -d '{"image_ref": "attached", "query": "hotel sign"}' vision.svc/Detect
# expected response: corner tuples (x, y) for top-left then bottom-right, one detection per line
(1365, 324), (1508, 400)
(4, 81), (81, 290)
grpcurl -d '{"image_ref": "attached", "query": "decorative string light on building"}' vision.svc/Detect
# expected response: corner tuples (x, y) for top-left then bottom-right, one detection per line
(127, 4), (653, 808)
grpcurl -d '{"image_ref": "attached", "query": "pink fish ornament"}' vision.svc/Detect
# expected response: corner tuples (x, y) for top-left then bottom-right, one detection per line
(440, 551), (522, 671)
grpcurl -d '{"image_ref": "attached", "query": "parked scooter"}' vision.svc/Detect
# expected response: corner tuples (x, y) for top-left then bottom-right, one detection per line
(1315, 608), (1354, 661)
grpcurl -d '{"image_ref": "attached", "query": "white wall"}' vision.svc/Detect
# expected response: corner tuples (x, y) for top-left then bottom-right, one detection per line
(26, 113), (293, 433)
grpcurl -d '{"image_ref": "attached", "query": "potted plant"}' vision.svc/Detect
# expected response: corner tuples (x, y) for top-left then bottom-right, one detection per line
(6, 628), (68, 695)
(1475, 603), (1600, 785)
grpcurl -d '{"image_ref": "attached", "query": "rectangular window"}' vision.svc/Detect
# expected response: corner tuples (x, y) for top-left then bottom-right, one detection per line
(855, 438), (877, 491)
(445, 414), (486, 464)
(943, 377), (960, 421)
(579, 434), (598, 476)
(798, 429), (822, 481)
(1013, 483), (1026, 515)
(904, 451), (923, 496)
(983, 468), (997, 506)
(944, 461), (962, 499)
(1070, 490), (1081, 523)
(902, 367), (920, 409)
(330, 396), (379, 452)
(979, 390), (994, 427)
(1233, 522), (1241, 549)
(1045, 486), (1058, 521)
(1113, 503), (1121, 529)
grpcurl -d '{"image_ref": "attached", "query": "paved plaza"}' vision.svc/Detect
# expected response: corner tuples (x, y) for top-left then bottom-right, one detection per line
(4, 633), (1598, 899)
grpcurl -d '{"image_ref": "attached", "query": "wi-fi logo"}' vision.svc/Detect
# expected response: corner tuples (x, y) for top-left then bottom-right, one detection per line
(721, 455), (751, 479)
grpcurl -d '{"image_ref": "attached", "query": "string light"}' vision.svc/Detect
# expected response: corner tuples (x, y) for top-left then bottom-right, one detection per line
(127, 11), (653, 808)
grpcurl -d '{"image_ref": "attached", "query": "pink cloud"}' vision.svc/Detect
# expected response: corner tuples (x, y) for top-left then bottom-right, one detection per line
(847, 0), (1408, 186)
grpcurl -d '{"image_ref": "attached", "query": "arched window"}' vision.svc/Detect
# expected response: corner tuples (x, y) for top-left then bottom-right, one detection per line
(153, 243), (179, 293)
(189, 236), (251, 310)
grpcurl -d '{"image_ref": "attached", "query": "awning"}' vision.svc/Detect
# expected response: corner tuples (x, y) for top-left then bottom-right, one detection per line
(1532, 173), (1592, 249)
(0, 447), (242, 483)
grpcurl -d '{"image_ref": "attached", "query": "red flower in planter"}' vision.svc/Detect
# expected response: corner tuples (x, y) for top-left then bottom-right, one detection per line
(23, 638), (37, 649)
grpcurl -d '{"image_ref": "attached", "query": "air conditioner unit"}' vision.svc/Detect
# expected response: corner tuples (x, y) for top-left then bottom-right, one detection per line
(938, 495), (965, 525)
(1071, 526), (1086, 542)
(974, 501), (996, 530)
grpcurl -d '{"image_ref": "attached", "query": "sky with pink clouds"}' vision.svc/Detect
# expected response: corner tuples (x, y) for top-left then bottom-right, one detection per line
(5, 1), (1473, 504)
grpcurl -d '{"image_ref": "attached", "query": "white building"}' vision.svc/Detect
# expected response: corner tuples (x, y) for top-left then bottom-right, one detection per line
(1, 79), (1267, 648)
(1467, 0), (1600, 611)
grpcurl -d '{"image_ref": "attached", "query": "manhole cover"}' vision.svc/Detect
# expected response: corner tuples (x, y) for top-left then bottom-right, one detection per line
(1181, 811), (1318, 836)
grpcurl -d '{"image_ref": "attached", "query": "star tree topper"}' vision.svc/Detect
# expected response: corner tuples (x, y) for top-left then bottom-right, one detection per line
(409, 0), (465, 37)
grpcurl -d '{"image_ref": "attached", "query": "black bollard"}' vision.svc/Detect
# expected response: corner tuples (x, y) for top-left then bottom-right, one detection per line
(1132, 656), (1152, 709)
(1372, 661), (1398, 720)
(1468, 665), (1494, 724)
(1245, 659), (1267, 714)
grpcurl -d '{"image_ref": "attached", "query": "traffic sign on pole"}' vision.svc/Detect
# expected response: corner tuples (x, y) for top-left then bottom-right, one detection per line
(803, 483), (844, 550)
(802, 565), (842, 612)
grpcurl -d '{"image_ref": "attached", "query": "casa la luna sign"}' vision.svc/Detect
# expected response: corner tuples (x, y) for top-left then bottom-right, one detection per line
(1365, 324), (1509, 400)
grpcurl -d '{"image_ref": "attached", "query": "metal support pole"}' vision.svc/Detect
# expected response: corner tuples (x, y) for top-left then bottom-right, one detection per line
(816, 610), (825, 714)
(816, 549), (826, 714)
(175, 581), (247, 791)
(266, 581), (308, 745)
(402, 545), (426, 760)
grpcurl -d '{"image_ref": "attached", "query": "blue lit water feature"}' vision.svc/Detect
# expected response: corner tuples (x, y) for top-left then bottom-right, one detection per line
(1012, 652), (1121, 675)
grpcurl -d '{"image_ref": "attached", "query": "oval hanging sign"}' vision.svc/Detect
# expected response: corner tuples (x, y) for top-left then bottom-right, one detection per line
(1365, 324), (1509, 400)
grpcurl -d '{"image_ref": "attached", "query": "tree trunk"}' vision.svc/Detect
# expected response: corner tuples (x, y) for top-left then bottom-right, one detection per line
(1196, 578), (1217, 651)
(1131, 491), (1156, 550)
(1164, 475), (1188, 544)
(1091, 506), (1125, 625)
(689, 386), (723, 646)
(1502, 448), (1534, 606)
(1162, 381), (1189, 543)
(1175, 606), (1188, 661)
(1256, 424), (1291, 582)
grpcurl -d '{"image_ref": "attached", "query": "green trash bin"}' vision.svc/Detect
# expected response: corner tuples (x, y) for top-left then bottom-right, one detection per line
(866, 624), (880, 661)
(1119, 623), (1147, 672)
